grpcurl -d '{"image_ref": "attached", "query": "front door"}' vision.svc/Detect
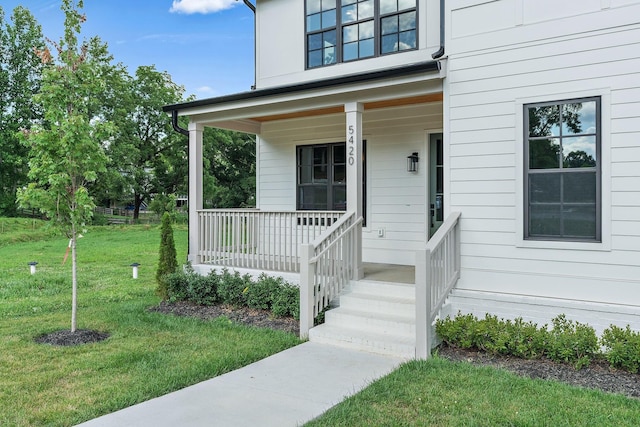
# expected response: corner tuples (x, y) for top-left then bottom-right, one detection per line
(429, 133), (444, 238)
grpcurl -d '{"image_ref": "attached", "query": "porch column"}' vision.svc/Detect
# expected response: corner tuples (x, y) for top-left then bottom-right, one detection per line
(345, 102), (364, 280)
(188, 122), (204, 264)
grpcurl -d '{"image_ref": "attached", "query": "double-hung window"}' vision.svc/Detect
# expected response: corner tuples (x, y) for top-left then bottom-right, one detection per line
(524, 97), (601, 242)
(306, 0), (417, 69)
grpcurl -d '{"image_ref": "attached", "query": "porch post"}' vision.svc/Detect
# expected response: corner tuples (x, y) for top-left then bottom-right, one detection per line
(188, 122), (204, 264)
(345, 102), (364, 280)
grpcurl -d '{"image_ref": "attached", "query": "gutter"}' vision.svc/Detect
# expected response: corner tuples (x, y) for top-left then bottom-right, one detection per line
(163, 61), (440, 113)
(237, 0), (257, 90)
(171, 110), (189, 136)
(431, 0), (445, 59)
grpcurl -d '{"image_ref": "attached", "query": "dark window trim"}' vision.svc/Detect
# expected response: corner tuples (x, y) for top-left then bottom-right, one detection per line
(305, 0), (419, 70)
(296, 140), (367, 225)
(523, 96), (601, 242)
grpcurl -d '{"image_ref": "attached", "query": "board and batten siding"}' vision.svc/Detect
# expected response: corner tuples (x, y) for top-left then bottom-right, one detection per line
(258, 102), (443, 265)
(446, 0), (640, 331)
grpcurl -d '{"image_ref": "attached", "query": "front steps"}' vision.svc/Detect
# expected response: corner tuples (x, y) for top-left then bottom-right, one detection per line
(308, 280), (417, 359)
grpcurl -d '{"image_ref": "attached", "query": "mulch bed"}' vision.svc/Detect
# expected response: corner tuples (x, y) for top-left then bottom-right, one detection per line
(35, 329), (110, 346)
(437, 345), (640, 399)
(150, 300), (300, 336)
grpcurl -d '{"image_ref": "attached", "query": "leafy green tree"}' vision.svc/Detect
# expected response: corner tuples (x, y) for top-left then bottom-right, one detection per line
(17, 0), (114, 332)
(203, 129), (256, 208)
(103, 65), (187, 219)
(0, 6), (45, 215)
(156, 212), (178, 300)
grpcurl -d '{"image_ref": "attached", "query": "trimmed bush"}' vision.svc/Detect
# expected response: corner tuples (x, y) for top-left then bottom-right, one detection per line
(245, 274), (282, 310)
(436, 312), (602, 370)
(546, 314), (598, 369)
(272, 283), (300, 320)
(217, 269), (250, 307)
(601, 325), (640, 373)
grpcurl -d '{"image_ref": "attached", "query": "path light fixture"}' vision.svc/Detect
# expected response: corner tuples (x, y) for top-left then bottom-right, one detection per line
(407, 152), (419, 173)
(28, 261), (38, 275)
(130, 263), (140, 279)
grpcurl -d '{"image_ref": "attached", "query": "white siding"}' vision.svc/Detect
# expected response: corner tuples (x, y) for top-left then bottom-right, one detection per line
(446, 0), (640, 320)
(257, 103), (443, 265)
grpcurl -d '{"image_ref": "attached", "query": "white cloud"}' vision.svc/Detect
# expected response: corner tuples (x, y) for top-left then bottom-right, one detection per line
(169, 0), (238, 14)
(196, 86), (218, 96)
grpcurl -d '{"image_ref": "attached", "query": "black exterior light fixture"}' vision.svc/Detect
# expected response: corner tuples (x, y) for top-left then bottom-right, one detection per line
(407, 152), (419, 173)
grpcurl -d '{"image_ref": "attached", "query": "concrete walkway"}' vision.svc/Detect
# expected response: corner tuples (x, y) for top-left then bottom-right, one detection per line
(76, 342), (407, 427)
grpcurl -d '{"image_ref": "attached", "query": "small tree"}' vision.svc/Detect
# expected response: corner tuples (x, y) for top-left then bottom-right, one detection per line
(17, 0), (114, 332)
(156, 212), (177, 299)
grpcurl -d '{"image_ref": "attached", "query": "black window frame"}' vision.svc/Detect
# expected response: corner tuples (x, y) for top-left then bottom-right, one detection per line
(296, 141), (367, 225)
(524, 96), (601, 242)
(305, 0), (419, 69)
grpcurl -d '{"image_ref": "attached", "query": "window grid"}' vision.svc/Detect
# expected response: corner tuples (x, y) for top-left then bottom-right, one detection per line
(305, 0), (417, 69)
(524, 97), (601, 242)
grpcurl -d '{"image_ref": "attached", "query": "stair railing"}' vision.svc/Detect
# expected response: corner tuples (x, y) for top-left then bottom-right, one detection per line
(415, 212), (462, 359)
(299, 211), (362, 338)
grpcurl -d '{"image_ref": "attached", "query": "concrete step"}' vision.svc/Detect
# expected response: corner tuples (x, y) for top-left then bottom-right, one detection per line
(309, 323), (415, 359)
(339, 292), (414, 317)
(325, 307), (415, 338)
(348, 280), (415, 299)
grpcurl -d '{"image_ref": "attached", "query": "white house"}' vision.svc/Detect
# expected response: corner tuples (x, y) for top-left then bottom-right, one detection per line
(164, 0), (640, 358)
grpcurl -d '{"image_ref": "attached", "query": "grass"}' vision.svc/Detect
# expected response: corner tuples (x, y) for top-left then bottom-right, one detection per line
(0, 222), (301, 427)
(306, 357), (640, 426)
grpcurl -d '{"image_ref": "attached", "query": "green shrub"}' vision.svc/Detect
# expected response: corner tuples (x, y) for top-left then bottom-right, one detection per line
(601, 325), (640, 373)
(187, 272), (220, 306)
(545, 314), (598, 369)
(506, 317), (547, 359)
(245, 274), (281, 310)
(217, 269), (250, 307)
(272, 283), (300, 320)
(164, 267), (301, 321)
(155, 213), (177, 299)
(165, 271), (189, 302)
(435, 312), (478, 349)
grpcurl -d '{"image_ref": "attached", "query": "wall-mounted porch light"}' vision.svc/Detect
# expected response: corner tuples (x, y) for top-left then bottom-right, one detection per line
(407, 152), (419, 173)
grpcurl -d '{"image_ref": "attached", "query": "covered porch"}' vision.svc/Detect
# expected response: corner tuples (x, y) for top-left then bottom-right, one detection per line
(164, 62), (461, 357)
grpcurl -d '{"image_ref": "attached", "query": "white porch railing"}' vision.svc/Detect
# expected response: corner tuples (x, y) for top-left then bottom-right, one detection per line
(198, 209), (344, 273)
(415, 212), (462, 359)
(299, 211), (362, 338)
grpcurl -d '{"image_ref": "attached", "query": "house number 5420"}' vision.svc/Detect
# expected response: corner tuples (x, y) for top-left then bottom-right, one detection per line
(348, 125), (355, 166)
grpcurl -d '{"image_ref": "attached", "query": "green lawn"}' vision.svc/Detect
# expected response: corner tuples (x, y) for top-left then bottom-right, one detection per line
(306, 357), (640, 426)
(0, 223), (301, 427)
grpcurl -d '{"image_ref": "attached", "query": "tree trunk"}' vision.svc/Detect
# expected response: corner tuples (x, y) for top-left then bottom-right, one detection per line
(133, 193), (143, 220)
(71, 226), (77, 333)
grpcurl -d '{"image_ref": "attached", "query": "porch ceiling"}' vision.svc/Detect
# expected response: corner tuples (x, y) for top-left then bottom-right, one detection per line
(250, 93), (444, 123)
(177, 72), (443, 132)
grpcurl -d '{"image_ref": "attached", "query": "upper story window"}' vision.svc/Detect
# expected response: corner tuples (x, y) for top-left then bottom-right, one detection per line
(524, 97), (601, 242)
(305, 0), (417, 69)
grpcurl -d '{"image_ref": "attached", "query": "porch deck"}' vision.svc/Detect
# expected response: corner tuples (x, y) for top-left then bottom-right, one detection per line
(362, 263), (414, 284)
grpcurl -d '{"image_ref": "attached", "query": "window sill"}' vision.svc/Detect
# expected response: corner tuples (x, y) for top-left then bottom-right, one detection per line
(516, 238), (611, 252)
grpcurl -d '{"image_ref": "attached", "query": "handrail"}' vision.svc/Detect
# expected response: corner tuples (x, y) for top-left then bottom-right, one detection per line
(299, 211), (361, 337)
(309, 215), (363, 263)
(415, 211), (462, 359)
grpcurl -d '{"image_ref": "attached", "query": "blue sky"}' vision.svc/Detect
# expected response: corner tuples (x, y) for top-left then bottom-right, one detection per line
(2, 0), (255, 100)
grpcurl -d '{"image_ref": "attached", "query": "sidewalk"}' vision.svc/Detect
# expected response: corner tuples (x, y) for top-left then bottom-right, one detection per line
(76, 342), (407, 427)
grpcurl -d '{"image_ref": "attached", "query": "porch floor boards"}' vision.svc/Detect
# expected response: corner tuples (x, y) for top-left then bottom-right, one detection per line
(362, 263), (415, 284)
